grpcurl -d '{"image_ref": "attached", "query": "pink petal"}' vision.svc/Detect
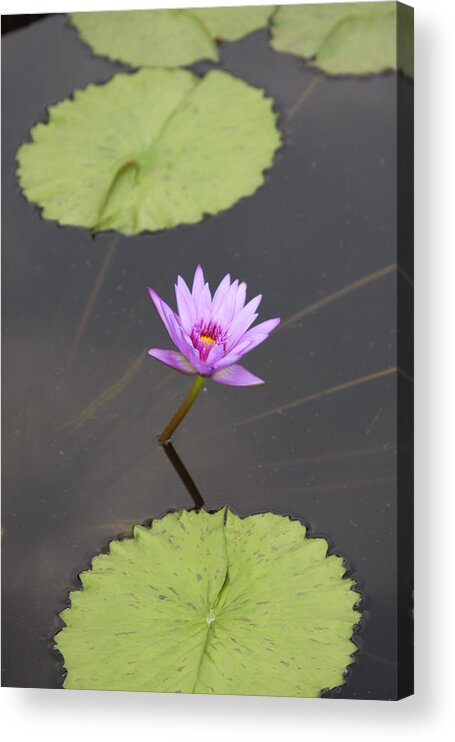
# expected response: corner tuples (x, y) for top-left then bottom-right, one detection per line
(190, 355), (214, 377)
(148, 348), (196, 375)
(233, 282), (247, 315)
(206, 344), (225, 366)
(212, 364), (265, 387)
(222, 319), (278, 360)
(210, 273), (231, 317)
(239, 317), (281, 350)
(226, 294), (262, 349)
(215, 279), (239, 327)
(175, 276), (196, 333)
(213, 316), (280, 371)
(211, 346), (249, 371)
(147, 287), (182, 349)
(191, 265), (205, 304)
(197, 282), (212, 324)
(215, 340), (259, 368)
(176, 340), (213, 376)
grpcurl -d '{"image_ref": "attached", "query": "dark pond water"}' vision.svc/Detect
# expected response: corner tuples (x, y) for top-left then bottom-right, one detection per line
(2, 14), (413, 698)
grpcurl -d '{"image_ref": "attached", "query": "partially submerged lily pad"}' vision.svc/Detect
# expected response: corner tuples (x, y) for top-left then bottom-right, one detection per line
(55, 509), (360, 696)
(70, 7), (274, 68)
(16, 69), (280, 235)
(271, 2), (413, 77)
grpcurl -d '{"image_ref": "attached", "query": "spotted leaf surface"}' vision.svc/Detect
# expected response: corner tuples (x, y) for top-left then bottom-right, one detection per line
(271, 2), (413, 78)
(16, 69), (280, 236)
(70, 7), (274, 68)
(56, 509), (360, 696)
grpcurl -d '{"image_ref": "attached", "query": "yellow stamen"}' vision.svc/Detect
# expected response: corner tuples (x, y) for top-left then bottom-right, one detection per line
(200, 334), (215, 346)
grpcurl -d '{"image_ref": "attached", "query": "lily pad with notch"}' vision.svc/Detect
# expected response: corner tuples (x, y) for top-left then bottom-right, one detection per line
(55, 508), (360, 696)
(271, 2), (413, 78)
(70, 7), (275, 69)
(16, 68), (281, 236)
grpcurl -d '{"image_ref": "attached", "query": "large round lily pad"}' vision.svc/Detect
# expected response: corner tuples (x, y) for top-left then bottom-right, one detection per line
(16, 69), (280, 235)
(70, 7), (274, 68)
(55, 509), (360, 696)
(271, 2), (413, 78)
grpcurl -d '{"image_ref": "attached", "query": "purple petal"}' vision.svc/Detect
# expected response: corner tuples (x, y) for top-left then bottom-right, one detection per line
(191, 265), (205, 304)
(215, 279), (239, 327)
(239, 317), (281, 351)
(197, 282), (212, 323)
(147, 287), (183, 349)
(213, 355), (244, 371)
(206, 344), (225, 366)
(226, 294), (262, 349)
(219, 338), (261, 365)
(213, 316), (279, 371)
(175, 276), (196, 333)
(225, 313), (257, 354)
(211, 344), (250, 371)
(210, 273), (231, 317)
(233, 281), (247, 315)
(212, 364), (265, 387)
(148, 348), (196, 375)
(189, 353), (214, 377)
(175, 339), (214, 376)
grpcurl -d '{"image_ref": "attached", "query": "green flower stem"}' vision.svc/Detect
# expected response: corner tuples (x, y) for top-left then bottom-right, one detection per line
(158, 375), (204, 443)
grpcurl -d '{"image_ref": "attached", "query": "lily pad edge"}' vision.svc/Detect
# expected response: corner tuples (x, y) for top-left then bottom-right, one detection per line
(16, 68), (283, 237)
(52, 505), (363, 696)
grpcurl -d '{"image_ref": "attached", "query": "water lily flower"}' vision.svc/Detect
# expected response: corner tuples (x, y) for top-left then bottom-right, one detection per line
(147, 265), (280, 386)
(147, 266), (280, 441)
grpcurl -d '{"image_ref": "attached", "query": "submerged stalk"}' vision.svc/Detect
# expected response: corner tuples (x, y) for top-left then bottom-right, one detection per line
(158, 375), (204, 443)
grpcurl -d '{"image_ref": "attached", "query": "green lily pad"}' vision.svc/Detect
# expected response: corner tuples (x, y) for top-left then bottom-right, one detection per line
(70, 7), (274, 68)
(271, 2), (413, 78)
(55, 509), (360, 696)
(16, 69), (280, 235)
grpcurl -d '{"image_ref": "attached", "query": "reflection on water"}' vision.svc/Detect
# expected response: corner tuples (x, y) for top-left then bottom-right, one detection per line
(162, 442), (205, 510)
(2, 15), (413, 697)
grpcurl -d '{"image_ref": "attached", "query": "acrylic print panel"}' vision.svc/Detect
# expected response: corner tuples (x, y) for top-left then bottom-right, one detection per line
(1, 2), (414, 699)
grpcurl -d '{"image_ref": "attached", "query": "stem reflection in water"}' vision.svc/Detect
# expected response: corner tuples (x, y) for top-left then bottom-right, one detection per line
(161, 440), (204, 510)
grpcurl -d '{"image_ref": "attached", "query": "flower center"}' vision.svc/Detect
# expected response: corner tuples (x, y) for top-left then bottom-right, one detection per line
(190, 321), (226, 363)
(199, 333), (216, 347)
